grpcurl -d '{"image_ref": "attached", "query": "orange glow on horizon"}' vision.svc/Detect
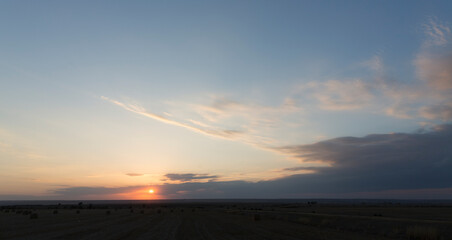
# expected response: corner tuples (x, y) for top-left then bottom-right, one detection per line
(127, 187), (161, 200)
(110, 187), (162, 200)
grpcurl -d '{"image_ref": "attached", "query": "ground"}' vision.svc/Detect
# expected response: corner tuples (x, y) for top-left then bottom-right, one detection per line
(1, 201), (451, 239)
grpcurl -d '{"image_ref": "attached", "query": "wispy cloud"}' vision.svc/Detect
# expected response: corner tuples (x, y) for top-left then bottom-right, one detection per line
(102, 95), (304, 150)
(423, 17), (451, 47)
(101, 96), (243, 140)
(361, 54), (384, 75)
(191, 96), (300, 123)
(296, 79), (375, 111)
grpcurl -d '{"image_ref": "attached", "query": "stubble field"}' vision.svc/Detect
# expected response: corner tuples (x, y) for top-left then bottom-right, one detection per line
(1, 201), (451, 239)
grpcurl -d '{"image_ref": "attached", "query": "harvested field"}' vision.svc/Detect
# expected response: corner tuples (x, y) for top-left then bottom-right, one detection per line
(1, 201), (451, 239)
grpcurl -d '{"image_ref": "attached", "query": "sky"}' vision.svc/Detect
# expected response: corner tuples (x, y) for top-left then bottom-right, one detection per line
(1, 0), (452, 200)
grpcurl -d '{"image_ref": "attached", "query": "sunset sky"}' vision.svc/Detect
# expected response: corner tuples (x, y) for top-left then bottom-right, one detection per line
(1, 1), (452, 200)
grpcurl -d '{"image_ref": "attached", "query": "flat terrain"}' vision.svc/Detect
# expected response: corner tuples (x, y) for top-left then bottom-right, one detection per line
(1, 201), (451, 239)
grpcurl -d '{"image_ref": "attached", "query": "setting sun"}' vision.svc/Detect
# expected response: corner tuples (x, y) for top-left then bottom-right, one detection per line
(148, 189), (154, 194)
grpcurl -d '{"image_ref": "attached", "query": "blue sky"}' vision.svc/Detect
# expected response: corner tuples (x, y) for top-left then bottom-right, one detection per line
(1, 0), (452, 200)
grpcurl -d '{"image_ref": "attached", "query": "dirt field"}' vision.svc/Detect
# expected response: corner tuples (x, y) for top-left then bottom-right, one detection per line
(1, 202), (451, 239)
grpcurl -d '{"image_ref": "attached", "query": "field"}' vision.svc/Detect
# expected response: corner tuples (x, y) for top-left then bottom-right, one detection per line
(1, 201), (451, 239)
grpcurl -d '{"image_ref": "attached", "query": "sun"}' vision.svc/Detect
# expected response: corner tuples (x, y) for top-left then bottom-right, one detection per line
(148, 189), (154, 194)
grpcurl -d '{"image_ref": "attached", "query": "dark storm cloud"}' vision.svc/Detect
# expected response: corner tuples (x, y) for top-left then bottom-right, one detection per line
(164, 173), (218, 182)
(271, 124), (452, 192)
(43, 125), (452, 199)
(163, 124), (452, 197)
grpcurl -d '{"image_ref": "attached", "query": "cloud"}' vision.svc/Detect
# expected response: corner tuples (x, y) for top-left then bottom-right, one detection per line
(290, 18), (452, 123)
(191, 95), (301, 128)
(101, 96), (243, 140)
(103, 95), (305, 150)
(187, 96), (303, 146)
(272, 124), (452, 191)
(422, 17), (451, 47)
(99, 18), (452, 170)
(282, 166), (323, 172)
(409, 18), (452, 122)
(362, 54), (384, 74)
(164, 173), (218, 182)
(43, 124), (452, 199)
(166, 124), (452, 197)
(419, 103), (452, 121)
(379, 18), (452, 121)
(126, 173), (144, 177)
(297, 79), (375, 111)
(415, 53), (452, 90)
(384, 104), (415, 119)
(416, 19), (452, 92)
(0, 195), (51, 201)
(49, 186), (145, 199)
(275, 124), (452, 162)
